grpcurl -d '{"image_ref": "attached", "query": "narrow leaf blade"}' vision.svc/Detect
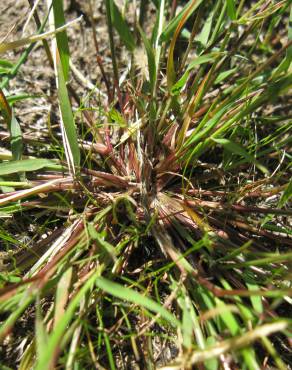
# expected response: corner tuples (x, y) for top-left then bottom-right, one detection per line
(56, 50), (80, 169)
(52, 0), (70, 81)
(96, 276), (180, 328)
(111, 1), (136, 51)
(212, 137), (269, 175)
(0, 158), (60, 176)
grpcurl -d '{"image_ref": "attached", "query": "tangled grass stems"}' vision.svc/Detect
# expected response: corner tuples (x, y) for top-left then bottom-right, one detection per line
(0, 0), (291, 369)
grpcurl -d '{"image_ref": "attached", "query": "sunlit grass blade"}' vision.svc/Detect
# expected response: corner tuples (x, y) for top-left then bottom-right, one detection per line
(171, 52), (222, 95)
(110, 1), (135, 52)
(95, 276), (180, 328)
(211, 137), (269, 175)
(0, 158), (60, 176)
(279, 180), (292, 207)
(35, 270), (100, 370)
(35, 302), (48, 362)
(52, 0), (70, 81)
(160, 0), (203, 43)
(137, 25), (156, 95)
(0, 18), (81, 55)
(275, 6), (292, 74)
(186, 321), (288, 366)
(54, 267), (73, 328)
(226, 0), (237, 20)
(9, 110), (23, 162)
(166, 0), (203, 89)
(0, 89), (23, 161)
(56, 49), (80, 171)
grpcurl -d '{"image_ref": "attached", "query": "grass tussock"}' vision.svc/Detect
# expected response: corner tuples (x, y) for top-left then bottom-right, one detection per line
(0, 0), (291, 369)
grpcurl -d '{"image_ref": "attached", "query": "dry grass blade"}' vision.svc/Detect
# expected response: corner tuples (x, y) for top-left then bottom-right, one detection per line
(0, 17), (82, 54)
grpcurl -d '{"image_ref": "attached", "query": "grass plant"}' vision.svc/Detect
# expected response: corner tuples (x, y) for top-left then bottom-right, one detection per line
(0, 0), (291, 368)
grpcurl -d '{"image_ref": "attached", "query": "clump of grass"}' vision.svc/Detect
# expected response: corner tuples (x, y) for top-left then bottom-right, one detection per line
(0, 0), (291, 369)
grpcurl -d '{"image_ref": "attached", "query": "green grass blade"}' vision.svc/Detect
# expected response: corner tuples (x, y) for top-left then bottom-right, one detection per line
(137, 25), (156, 95)
(196, 8), (214, 46)
(0, 158), (60, 176)
(205, 337), (219, 370)
(54, 267), (73, 328)
(214, 67), (237, 84)
(212, 137), (269, 175)
(214, 298), (239, 336)
(95, 276), (180, 328)
(274, 5), (292, 74)
(0, 295), (34, 342)
(226, 0), (237, 20)
(241, 348), (260, 370)
(171, 53), (222, 95)
(35, 271), (100, 370)
(7, 93), (40, 105)
(246, 283), (263, 314)
(0, 89), (23, 162)
(10, 110), (23, 161)
(56, 50), (80, 170)
(166, 0), (203, 89)
(279, 180), (292, 207)
(0, 59), (13, 68)
(110, 1), (135, 52)
(52, 0), (70, 81)
(35, 302), (48, 362)
(160, 0), (203, 43)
